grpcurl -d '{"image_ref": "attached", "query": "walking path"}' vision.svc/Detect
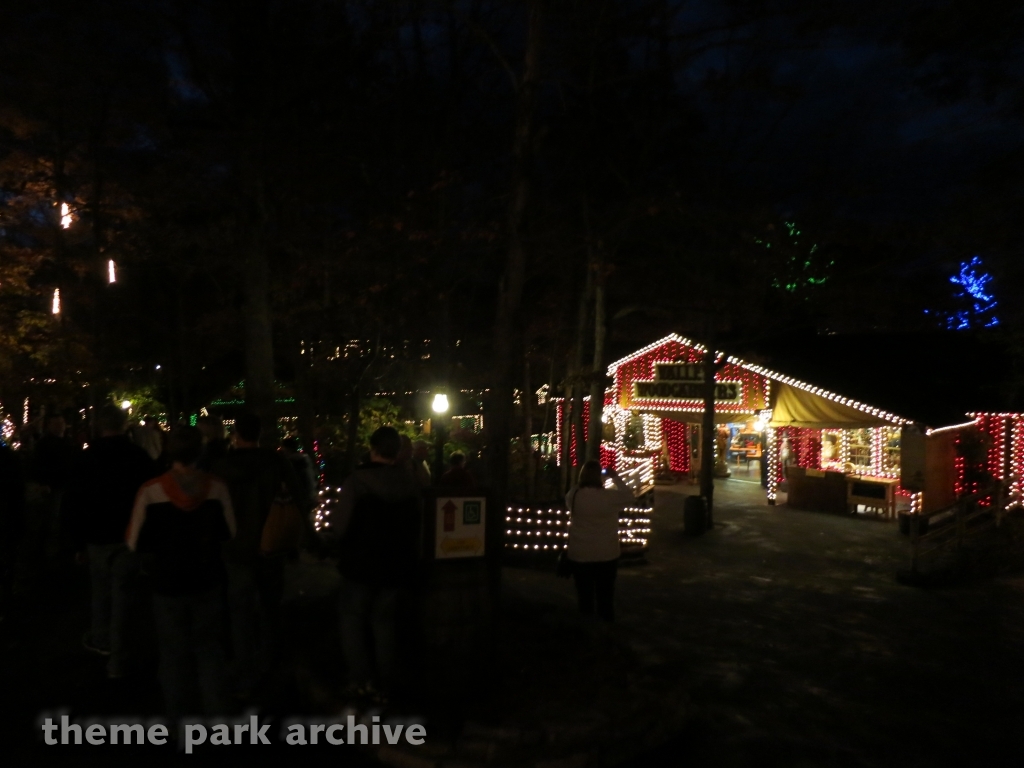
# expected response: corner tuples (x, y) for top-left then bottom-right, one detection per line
(5, 477), (1024, 767)
(462, 478), (1024, 767)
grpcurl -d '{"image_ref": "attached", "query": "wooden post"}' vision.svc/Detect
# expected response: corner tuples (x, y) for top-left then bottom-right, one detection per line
(909, 513), (920, 574)
(955, 499), (965, 552)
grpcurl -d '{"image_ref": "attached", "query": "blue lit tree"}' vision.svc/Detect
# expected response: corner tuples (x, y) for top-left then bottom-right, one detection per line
(929, 256), (1000, 330)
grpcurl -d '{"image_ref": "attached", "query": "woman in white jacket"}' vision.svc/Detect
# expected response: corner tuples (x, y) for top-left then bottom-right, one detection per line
(566, 460), (634, 623)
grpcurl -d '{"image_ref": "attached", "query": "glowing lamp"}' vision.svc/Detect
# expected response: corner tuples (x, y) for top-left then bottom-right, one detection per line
(431, 393), (449, 414)
(121, 400), (131, 410)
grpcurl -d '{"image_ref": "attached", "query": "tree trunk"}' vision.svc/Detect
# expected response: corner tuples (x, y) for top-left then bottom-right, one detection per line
(570, 263), (594, 471)
(700, 347), (725, 526)
(522, 358), (535, 500)
(344, 383), (361, 476)
(560, 356), (572, 494)
(293, 338), (316, 453)
(585, 271), (606, 463)
(488, 0), (543, 511)
(243, 239), (276, 435)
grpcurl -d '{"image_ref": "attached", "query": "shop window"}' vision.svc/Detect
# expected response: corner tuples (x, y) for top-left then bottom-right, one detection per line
(623, 414), (645, 451)
(848, 428), (872, 472)
(881, 426), (900, 474)
(821, 429), (843, 470)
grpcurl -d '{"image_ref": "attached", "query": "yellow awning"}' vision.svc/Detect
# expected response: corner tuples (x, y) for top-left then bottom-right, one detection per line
(769, 382), (892, 429)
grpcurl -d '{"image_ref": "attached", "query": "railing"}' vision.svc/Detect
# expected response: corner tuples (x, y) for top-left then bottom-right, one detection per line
(908, 476), (1021, 573)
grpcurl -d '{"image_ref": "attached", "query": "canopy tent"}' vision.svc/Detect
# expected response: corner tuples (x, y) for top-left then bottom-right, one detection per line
(768, 382), (897, 429)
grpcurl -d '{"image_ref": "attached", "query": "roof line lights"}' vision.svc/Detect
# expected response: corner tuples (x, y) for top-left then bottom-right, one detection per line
(604, 333), (909, 425)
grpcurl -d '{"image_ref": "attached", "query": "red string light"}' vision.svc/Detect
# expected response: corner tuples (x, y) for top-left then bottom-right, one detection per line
(662, 418), (689, 473)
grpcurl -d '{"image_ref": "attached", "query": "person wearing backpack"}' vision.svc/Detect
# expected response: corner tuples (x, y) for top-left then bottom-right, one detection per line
(325, 426), (421, 708)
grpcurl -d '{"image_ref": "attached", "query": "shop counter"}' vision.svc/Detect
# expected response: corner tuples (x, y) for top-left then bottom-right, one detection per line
(846, 475), (898, 518)
(785, 466), (848, 514)
(785, 466), (898, 518)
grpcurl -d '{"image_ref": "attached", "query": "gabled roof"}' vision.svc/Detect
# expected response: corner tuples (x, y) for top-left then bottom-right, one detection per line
(738, 331), (1021, 428)
(607, 333), (909, 426)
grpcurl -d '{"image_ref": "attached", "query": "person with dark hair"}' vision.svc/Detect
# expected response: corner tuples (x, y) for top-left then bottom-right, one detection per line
(233, 412), (262, 444)
(196, 415), (230, 472)
(325, 425), (421, 707)
(30, 411), (76, 526)
(127, 425), (235, 718)
(280, 436), (317, 500)
(565, 460), (634, 623)
(211, 411), (309, 699)
(16, 412), (76, 592)
(439, 451), (475, 487)
(64, 404), (158, 672)
(129, 419), (164, 463)
(0, 442), (26, 619)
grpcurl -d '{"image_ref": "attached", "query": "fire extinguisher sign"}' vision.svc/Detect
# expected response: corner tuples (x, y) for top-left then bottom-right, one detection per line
(435, 497), (487, 559)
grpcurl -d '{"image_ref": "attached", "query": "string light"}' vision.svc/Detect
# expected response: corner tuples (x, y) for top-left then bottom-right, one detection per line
(571, 335), (1024, 512)
(313, 486), (340, 531)
(663, 419), (689, 473)
(108, 259), (116, 284)
(926, 419), (979, 437)
(503, 503), (651, 551)
(765, 422), (778, 503)
(52, 288), (60, 315)
(60, 203), (72, 229)
(1012, 419), (1024, 509)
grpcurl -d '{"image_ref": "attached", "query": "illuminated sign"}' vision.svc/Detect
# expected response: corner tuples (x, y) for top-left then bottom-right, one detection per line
(632, 362), (743, 403)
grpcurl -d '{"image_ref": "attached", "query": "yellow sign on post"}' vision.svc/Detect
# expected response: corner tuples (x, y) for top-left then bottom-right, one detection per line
(435, 496), (486, 559)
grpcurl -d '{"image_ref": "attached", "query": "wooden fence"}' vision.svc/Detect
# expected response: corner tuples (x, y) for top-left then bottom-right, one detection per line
(908, 477), (1021, 573)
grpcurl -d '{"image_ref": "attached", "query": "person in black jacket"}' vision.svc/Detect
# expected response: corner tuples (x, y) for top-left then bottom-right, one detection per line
(0, 442), (26, 618)
(127, 426), (235, 718)
(211, 412), (309, 698)
(65, 404), (158, 672)
(325, 426), (421, 707)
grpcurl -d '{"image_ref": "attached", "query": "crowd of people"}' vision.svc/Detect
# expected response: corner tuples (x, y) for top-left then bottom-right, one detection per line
(0, 407), (461, 719)
(0, 405), (624, 724)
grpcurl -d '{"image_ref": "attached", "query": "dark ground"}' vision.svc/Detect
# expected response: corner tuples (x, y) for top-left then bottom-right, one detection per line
(4, 471), (1024, 767)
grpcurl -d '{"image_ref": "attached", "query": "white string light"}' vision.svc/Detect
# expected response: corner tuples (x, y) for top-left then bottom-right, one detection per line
(51, 288), (60, 315)
(926, 419), (979, 437)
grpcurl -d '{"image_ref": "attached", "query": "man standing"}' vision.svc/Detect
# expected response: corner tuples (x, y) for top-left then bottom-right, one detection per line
(0, 440), (25, 618)
(439, 452), (475, 488)
(127, 426), (235, 718)
(65, 404), (157, 673)
(326, 426), (421, 707)
(30, 412), (76, 556)
(211, 412), (308, 699)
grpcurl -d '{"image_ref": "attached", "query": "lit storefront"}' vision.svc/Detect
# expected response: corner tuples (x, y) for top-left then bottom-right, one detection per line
(557, 334), (1024, 518)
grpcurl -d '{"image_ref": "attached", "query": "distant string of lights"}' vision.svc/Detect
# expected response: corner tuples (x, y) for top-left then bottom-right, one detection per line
(503, 503), (651, 552)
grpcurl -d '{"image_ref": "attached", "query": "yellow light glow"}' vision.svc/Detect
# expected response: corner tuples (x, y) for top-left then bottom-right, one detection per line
(60, 203), (72, 229)
(121, 400), (131, 410)
(51, 288), (60, 314)
(432, 393), (449, 414)
(108, 259), (116, 284)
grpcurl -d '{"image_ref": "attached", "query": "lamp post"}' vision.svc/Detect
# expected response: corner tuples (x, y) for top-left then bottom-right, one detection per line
(432, 393), (449, 483)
